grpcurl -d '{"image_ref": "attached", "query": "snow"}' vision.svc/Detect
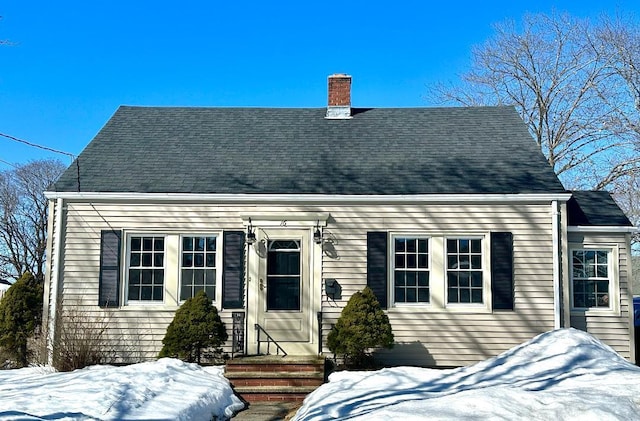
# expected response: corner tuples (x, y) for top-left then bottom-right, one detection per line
(1, 329), (638, 420)
(294, 328), (640, 420)
(0, 358), (244, 420)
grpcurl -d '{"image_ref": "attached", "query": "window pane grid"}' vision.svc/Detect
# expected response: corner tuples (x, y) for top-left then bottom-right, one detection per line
(394, 237), (429, 304)
(572, 250), (610, 309)
(128, 235), (165, 301)
(180, 236), (217, 301)
(447, 238), (483, 304)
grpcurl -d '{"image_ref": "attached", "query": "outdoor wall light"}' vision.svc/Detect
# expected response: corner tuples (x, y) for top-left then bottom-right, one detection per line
(246, 218), (256, 245)
(313, 221), (323, 244)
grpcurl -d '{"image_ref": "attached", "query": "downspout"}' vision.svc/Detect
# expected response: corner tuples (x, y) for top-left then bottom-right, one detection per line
(47, 197), (64, 365)
(552, 200), (561, 329)
(627, 233), (636, 364)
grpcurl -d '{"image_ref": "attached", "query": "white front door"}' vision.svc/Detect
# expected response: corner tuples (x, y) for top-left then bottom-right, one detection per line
(247, 227), (318, 355)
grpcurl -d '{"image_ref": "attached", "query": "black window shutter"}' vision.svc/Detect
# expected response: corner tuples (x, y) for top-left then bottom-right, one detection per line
(491, 232), (514, 310)
(223, 231), (245, 309)
(367, 232), (388, 309)
(99, 230), (121, 308)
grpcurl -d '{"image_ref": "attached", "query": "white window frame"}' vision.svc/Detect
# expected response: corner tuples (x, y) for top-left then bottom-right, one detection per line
(387, 232), (491, 313)
(390, 235), (431, 306)
(569, 244), (619, 316)
(125, 233), (167, 305)
(178, 234), (221, 303)
(445, 236), (487, 307)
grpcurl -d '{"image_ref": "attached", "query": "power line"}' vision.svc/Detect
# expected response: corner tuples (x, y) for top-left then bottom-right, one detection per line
(0, 132), (75, 158)
(0, 158), (19, 169)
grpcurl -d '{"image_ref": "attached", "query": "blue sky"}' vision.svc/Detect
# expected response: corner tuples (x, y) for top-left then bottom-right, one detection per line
(1, 1), (639, 169)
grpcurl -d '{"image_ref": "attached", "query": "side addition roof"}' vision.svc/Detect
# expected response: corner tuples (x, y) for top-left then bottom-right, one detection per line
(52, 106), (566, 195)
(568, 191), (633, 227)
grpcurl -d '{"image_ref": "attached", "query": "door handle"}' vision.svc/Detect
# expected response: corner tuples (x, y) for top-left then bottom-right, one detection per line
(260, 278), (265, 291)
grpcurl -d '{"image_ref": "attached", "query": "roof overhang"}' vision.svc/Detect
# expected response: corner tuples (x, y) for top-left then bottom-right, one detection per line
(44, 191), (573, 204)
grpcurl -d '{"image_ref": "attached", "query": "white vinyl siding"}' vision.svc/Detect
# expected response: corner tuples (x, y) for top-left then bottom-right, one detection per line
(51, 200), (628, 366)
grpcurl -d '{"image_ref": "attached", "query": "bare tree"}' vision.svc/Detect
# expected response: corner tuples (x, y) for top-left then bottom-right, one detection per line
(610, 174), (640, 246)
(593, 15), (640, 189)
(428, 12), (640, 191)
(0, 159), (66, 281)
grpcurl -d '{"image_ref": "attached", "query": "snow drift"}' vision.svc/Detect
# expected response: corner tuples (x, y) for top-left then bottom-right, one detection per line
(0, 358), (244, 420)
(293, 328), (640, 420)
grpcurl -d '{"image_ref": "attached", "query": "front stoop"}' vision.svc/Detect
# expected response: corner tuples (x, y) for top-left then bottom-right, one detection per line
(225, 355), (325, 403)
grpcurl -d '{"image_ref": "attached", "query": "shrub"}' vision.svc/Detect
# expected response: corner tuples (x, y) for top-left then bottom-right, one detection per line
(0, 272), (43, 367)
(159, 291), (227, 363)
(327, 287), (394, 368)
(53, 304), (116, 371)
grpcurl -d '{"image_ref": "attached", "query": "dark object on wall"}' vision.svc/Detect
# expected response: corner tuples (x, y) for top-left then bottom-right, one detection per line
(324, 278), (342, 300)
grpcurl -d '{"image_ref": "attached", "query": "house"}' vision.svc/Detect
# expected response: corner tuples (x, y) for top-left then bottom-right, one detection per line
(0, 279), (11, 300)
(43, 74), (636, 367)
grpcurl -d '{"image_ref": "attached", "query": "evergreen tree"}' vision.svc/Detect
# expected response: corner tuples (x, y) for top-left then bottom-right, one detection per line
(0, 272), (43, 367)
(327, 287), (394, 368)
(159, 290), (227, 363)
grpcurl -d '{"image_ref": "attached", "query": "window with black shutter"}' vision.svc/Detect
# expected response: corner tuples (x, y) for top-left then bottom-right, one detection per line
(222, 231), (245, 309)
(491, 232), (514, 310)
(99, 230), (121, 308)
(367, 232), (388, 309)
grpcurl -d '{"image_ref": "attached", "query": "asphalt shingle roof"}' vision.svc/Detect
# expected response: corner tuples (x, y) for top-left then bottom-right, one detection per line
(568, 191), (633, 227)
(53, 105), (566, 195)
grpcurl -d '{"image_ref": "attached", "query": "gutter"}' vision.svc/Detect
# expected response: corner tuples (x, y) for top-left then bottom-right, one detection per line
(568, 226), (637, 233)
(44, 191), (573, 204)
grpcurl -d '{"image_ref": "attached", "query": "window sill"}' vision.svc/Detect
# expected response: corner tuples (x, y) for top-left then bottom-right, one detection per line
(444, 304), (492, 313)
(571, 308), (620, 317)
(388, 303), (492, 314)
(122, 302), (179, 311)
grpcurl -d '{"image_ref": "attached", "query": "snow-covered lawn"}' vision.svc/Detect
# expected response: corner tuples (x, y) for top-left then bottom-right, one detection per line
(294, 328), (640, 420)
(0, 358), (244, 420)
(1, 329), (639, 420)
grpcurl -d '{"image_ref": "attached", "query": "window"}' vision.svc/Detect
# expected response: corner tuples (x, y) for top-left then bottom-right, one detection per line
(180, 235), (217, 301)
(572, 249), (611, 309)
(447, 238), (483, 304)
(393, 237), (429, 303)
(267, 240), (301, 311)
(127, 235), (165, 302)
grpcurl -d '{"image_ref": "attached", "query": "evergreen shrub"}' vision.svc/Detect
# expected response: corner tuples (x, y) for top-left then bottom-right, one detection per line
(327, 286), (394, 368)
(159, 290), (227, 363)
(0, 272), (43, 367)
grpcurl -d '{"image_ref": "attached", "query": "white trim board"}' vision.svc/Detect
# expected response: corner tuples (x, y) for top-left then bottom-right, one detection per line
(568, 226), (636, 233)
(44, 191), (573, 203)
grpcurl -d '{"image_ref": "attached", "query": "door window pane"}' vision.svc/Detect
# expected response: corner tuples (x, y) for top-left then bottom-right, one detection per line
(266, 240), (301, 311)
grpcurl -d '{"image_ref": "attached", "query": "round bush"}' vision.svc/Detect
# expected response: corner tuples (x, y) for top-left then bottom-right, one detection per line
(159, 290), (228, 363)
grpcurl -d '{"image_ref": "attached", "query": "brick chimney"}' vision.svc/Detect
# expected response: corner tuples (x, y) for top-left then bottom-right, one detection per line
(326, 74), (352, 119)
